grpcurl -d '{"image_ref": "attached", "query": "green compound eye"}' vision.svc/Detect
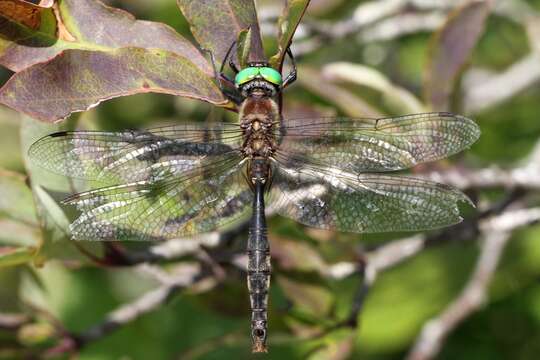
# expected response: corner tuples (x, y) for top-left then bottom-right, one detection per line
(259, 67), (282, 86)
(235, 67), (260, 86)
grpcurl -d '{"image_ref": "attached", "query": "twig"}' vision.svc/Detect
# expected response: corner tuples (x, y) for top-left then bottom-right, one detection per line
(75, 264), (216, 348)
(407, 231), (510, 360)
(464, 53), (540, 114)
(406, 207), (540, 360)
(424, 139), (540, 191)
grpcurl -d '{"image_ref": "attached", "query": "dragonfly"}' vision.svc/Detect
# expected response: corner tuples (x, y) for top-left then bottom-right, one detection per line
(29, 45), (480, 353)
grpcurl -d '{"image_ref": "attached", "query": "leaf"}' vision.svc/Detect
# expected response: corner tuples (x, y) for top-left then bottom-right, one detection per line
(0, 0), (213, 73)
(307, 329), (355, 360)
(0, 47), (227, 121)
(0, 168), (37, 225)
(272, 236), (326, 272)
(278, 276), (333, 317)
(298, 65), (382, 118)
(0, 167), (40, 266)
(177, 0), (265, 64)
(424, 1), (491, 110)
(0, 0), (53, 29)
(20, 115), (98, 263)
(0, 246), (36, 267)
(0, 218), (40, 247)
(323, 62), (426, 114)
(270, 0), (311, 69)
(236, 27), (251, 69)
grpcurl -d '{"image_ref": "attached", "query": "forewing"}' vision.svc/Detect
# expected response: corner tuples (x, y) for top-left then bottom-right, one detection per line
(63, 153), (252, 241)
(277, 112), (480, 172)
(269, 163), (471, 233)
(28, 123), (243, 184)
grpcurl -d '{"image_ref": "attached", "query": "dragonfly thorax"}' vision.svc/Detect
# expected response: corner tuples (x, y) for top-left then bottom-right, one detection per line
(239, 96), (279, 160)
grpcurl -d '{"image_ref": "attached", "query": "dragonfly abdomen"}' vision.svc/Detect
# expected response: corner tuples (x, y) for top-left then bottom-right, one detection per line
(247, 176), (271, 352)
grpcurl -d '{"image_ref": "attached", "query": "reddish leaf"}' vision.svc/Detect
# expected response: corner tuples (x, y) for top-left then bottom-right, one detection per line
(0, 0), (212, 74)
(177, 0), (265, 64)
(424, 1), (491, 110)
(270, 0), (311, 69)
(0, 0), (53, 29)
(0, 47), (226, 121)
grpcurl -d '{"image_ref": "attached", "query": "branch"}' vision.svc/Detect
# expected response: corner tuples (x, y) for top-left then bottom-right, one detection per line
(73, 263), (217, 349)
(406, 207), (540, 360)
(423, 139), (540, 191)
(407, 231), (509, 360)
(464, 53), (540, 114)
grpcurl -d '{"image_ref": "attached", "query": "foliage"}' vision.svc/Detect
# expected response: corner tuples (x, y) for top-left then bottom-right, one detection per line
(1, 0), (540, 359)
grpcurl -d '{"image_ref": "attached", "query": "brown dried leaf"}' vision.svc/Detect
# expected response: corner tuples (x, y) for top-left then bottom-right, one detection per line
(0, 0), (53, 29)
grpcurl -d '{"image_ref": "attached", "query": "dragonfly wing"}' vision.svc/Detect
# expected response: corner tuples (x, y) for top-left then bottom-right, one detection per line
(63, 153), (252, 241)
(28, 123), (243, 184)
(269, 163), (471, 233)
(277, 112), (480, 172)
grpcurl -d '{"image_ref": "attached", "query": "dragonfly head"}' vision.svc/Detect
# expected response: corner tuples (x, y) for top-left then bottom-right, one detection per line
(235, 64), (282, 98)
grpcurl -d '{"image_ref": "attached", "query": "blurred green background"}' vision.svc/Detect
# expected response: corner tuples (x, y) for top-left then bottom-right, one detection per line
(2, 0), (540, 359)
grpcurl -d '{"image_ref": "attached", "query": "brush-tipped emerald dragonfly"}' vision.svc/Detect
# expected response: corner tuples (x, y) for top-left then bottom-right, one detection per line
(29, 46), (480, 352)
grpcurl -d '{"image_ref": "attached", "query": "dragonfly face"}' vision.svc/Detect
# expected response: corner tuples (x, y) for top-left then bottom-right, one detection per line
(29, 47), (481, 353)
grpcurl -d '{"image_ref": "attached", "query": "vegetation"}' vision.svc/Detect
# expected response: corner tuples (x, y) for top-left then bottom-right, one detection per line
(1, 0), (540, 359)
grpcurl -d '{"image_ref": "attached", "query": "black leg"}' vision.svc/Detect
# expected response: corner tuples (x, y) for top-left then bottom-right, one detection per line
(221, 41), (238, 75)
(282, 47), (297, 89)
(205, 46), (243, 105)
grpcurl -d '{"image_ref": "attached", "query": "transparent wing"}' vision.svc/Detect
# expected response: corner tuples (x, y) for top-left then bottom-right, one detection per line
(269, 162), (471, 233)
(28, 123), (244, 184)
(63, 153), (252, 241)
(276, 112), (480, 173)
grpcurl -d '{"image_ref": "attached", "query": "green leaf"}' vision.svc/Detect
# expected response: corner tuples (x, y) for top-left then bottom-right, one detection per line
(0, 47), (227, 121)
(424, 1), (491, 110)
(0, 246), (36, 267)
(19, 115), (100, 263)
(0, 167), (41, 266)
(177, 0), (265, 64)
(0, 169), (37, 225)
(236, 27), (252, 69)
(270, 0), (311, 69)
(323, 62), (426, 114)
(306, 328), (355, 360)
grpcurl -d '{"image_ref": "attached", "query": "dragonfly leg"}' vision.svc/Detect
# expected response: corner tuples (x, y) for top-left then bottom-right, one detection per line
(221, 40), (239, 74)
(204, 44), (244, 105)
(282, 47), (297, 89)
(247, 180), (271, 353)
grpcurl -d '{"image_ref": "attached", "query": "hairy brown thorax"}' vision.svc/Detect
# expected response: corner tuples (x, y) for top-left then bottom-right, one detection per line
(239, 93), (280, 183)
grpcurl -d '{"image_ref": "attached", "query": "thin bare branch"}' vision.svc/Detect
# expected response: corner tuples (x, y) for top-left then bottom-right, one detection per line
(407, 207), (540, 360)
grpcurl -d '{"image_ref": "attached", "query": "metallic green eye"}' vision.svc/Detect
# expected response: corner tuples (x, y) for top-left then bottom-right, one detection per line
(259, 67), (282, 86)
(235, 67), (259, 86)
